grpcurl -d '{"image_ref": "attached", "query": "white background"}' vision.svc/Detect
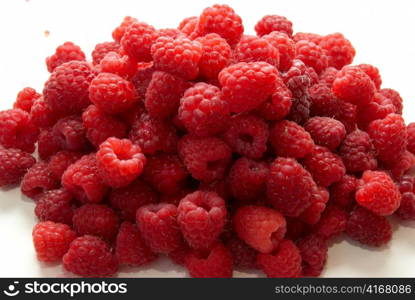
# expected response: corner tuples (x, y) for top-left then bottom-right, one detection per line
(0, 0), (414, 277)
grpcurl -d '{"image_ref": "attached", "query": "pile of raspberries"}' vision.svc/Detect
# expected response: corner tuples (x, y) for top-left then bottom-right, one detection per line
(0, 4), (414, 278)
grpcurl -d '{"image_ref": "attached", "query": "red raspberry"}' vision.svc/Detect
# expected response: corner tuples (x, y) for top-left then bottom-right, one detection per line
(145, 71), (190, 118)
(178, 191), (227, 250)
(63, 235), (118, 277)
(151, 36), (202, 80)
(178, 82), (230, 137)
(223, 114), (268, 159)
(48, 151), (83, 181)
(121, 21), (158, 62)
(129, 113), (178, 155)
(35, 188), (74, 225)
(99, 52), (137, 79)
(233, 205), (286, 253)
(282, 58), (311, 86)
(257, 240), (302, 278)
(168, 244), (190, 266)
(295, 40), (328, 74)
(198, 4), (243, 47)
(299, 186), (329, 225)
(319, 33), (355, 69)
(313, 205), (348, 240)
(73, 204), (119, 240)
(228, 157), (269, 202)
(304, 117), (346, 151)
(267, 157), (315, 217)
(0, 147), (35, 186)
(219, 62), (279, 113)
(297, 234), (328, 277)
(308, 82), (337, 115)
(262, 31), (295, 72)
(407, 123), (415, 155)
(270, 120), (314, 158)
(46, 42), (86, 72)
(136, 203), (184, 253)
(91, 41), (120, 65)
(0, 109), (38, 153)
(319, 67), (338, 87)
(178, 16), (198, 37)
(303, 146), (346, 187)
(143, 154), (188, 196)
(356, 171), (400, 216)
(21, 162), (59, 199)
(387, 150), (415, 180)
(346, 206), (392, 247)
(82, 105), (127, 148)
(367, 113), (407, 164)
(109, 179), (158, 222)
(185, 243), (233, 278)
(195, 33), (232, 79)
(37, 128), (61, 160)
(329, 174), (358, 208)
(52, 116), (88, 151)
(115, 222), (158, 266)
(396, 175), (415, 220)
(131, 62), (155, 100)
(96, 137), (146, 188)
(226, 237), (258, 269)
(358, 64), (382, 89)
(62, 154), (108, 204)
(234, 35), (279, 67)
(332, 65), (375, 106)
(357, 92), (396, 129)
(256, 82), (292, 121)
(293, 32), (323, 45)
(178, 135), (231, 182)
(335, 101), (358, 133)
(255, 15), (293, 37)
(14, 87), (41, 112)
(112, 16), (138, 42)
(29, 97), (57, 128)
(158, 28), (183, 39)
(32, 221), (76, 262)
(43, 61), (95, 116)
(379, 88), (403, 115)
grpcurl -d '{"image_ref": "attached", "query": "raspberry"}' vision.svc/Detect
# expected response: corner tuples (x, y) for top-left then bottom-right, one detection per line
(14, 87), (41, 112)
(332, 65), (375, 106)
(358, 64), (382, 89)
(195, 33), (232, 79)
(218, 62), (279, 113)
(234, 35), (279, 67)
(151, 36), (202, 80)
(112, 16), (138, 42)
(178, 16), (198, 36)
(73, 204), (119, 240)
(262, 31), (295, 72)
(295, 40), (328, 74)
(178, 191), (227, 250)
(121, 21), (158, 62)
(257, 240), (302, 278)
(62, 154), (108, 204)
(319, 67), (338, 87)
(255, 15), (293, 37)
(396, 175), (415, 220)
(37, 128), (61, 160)
(131, 62), (155, 100)
(35, 188), (74, 225)
(0, 109), (38, 153)
(308, 82), (337, 115)
(299, 186), (329, 225)
(46, 42), (86, 72)
(319, 33), (355, 69)
(387, 150), (415, 180)
(379, 88), (403, 115)
(269, 120), (314, 158)
(169, 244), (190, 266)
(32, 221), (76, 262)
(233, 205), (286, 253)
(185, 243), (233, 278)
(91, 41), (120, 65)
(367, 113), (407, 164)
(178, 135), (231, 182)
(267, 157), (315, 217)
(136, 203), (183, 253)
(63, 235), (118, 277)
(346, 206), (392, 247)
(115, 222), (158, 266)
(145, 71), (190, 118)
(99, 52), (137, 79)
(293, 32), (323, 45)
(129, 113), (178, 155)
(228, 157), (269, 202)
(303, 146), (346, 187)
(96, 137), (146, 188)
(313, 205), (348, 240)
(226, 237), (258, 269)
(304, 117), (346, 151)
(109, 179), (158, 222)
(297, 234), (328, 277)
(0, 147), (35, 186)
(158, 28), (183, 39)
(30, 97), (57, 128)
(356, 171), (400, 216)
(143, 154), (188, 196)
(82, 105), (127, 148)
(178, 82), (230, 137)
(198, 4), (243, 47)
(329, 174), (358, 208)
(52, 116), (88, 151)
(21, 162), (59, 199)
(48, 151), (83, 181)
(256, 82), (292, 121)
(356, 92), (396, 129)
(89, 72), (138, 115)
(43, 61), (95, 116)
